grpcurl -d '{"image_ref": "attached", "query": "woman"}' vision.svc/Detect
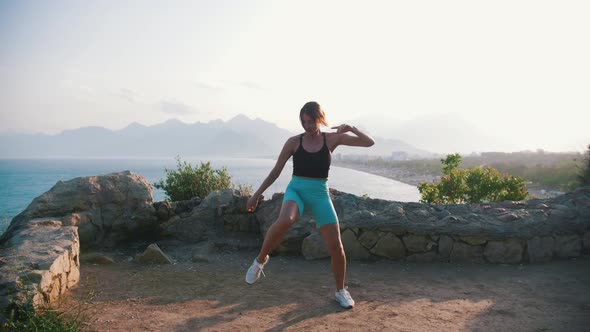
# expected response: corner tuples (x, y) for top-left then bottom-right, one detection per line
(245, 101), (375, 309)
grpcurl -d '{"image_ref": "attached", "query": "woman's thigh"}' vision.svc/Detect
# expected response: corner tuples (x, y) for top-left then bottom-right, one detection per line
(275, 199), (300, 227)
(305, 193), (338, 227)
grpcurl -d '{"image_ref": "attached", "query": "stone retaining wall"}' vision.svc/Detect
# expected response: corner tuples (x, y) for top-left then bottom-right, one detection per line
(0, 219), (79, 323)
(226, 186), (590, 263)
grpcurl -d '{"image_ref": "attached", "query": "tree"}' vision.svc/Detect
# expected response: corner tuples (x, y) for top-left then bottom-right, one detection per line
(418, 154), (528, 204)
(577, 144), (590, 187)
(154, 156), (233, 201)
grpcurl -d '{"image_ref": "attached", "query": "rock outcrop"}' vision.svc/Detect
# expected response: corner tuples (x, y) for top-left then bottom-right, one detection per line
(158, 190), (236, 242)
(1, 171), (157, 249)
(0, 171), (155, 322)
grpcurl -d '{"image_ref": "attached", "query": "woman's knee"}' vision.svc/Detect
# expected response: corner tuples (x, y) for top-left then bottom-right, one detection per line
(276, 217), (297, 229)
(326, 240), (345, 256)
(274, 215), (297, 229)
(276, 203), (299, 228)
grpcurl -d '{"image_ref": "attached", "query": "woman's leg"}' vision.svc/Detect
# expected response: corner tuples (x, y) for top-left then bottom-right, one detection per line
(256, 200), (300, 263)
(318, 223), (346, 290)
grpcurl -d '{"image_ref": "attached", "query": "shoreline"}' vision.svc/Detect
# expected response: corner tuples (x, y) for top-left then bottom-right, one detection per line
(333, 161), (438, 187)
(334, 161), (564, 199)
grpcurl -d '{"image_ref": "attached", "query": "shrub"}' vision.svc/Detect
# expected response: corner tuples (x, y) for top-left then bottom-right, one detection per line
(577, 144), (590, 187)
(3, 304), (84, 332)
(418, 153), (528, 204)
(234, 183), (253, 196)
(154, 156), (233, 201)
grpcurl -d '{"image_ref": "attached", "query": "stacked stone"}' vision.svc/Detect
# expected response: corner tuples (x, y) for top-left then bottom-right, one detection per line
(156, 185), (589, 263)
(252, 187), (590, 263)
(0, 219), (79, 323)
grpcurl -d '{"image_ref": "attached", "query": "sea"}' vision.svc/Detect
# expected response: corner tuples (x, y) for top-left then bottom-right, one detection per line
(0, 158), (420, 234)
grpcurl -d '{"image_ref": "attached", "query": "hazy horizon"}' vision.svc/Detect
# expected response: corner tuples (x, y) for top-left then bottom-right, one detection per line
(1, 114), (585, 156)
(1, 1), (588, 153)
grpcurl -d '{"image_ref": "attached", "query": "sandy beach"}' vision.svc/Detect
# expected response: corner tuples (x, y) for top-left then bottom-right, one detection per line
(333, 161), (438, 187)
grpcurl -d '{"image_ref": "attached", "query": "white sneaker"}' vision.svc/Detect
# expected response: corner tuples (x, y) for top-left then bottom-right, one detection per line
(335, 288), (355, 309)
(245, 257), (268, 284)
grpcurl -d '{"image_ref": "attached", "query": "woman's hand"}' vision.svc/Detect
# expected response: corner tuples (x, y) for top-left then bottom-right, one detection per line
(331, 124), (353, 134)
(246, 194), (263, 212)
(331, 124), (375, 148)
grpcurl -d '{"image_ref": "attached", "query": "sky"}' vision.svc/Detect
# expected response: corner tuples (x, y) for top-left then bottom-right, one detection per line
(0, 0), (588, 153)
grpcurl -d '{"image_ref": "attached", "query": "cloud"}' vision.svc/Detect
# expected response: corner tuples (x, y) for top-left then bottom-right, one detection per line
(236, 81), (265, 91)
(112, 88), (137, 103)
(191, 80), (265, 91)
(158, 99), (197, 115)
(192, 81), (222, 90)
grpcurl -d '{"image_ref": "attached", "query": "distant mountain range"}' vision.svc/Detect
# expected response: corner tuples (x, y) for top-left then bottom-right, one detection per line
(0, 115), (435, 158)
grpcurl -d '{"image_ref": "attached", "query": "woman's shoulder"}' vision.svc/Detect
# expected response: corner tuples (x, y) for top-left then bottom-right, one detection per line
(324, 131), (341, 141)
(285, 134), (302, 145)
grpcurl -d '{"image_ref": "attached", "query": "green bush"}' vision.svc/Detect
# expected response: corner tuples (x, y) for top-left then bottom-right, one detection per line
(154, 156), (233, 201)
(234, 183), (254, 196)
(418, 153), (528, 204)
(578, 144), (590, 187)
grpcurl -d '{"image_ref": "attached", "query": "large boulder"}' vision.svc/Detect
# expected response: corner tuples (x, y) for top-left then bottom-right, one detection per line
(1, 171), (156, 248)
(526, 236), (554, 262)
(484, 239), (524, 264)
(301, 232), (329, 259)
(159, 189), (244, 242)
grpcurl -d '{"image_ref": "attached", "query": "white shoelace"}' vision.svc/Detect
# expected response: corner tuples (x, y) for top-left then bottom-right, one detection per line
(258, 264), (266, 277)
(339, 289), (352, 301)
(254, 260), (266, 277)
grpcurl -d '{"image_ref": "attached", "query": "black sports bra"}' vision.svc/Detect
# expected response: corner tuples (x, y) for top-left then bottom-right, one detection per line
(292, 133), (331, 179)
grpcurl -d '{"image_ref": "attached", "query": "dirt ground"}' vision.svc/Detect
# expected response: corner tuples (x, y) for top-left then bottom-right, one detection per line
(64, 250), (590, 332)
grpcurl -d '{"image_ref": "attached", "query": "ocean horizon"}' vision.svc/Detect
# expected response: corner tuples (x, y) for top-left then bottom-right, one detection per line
(0, 157), (420, 235)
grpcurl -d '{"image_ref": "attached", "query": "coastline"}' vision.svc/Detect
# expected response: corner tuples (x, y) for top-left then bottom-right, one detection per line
(333, 161), (438, 187)
(334, 161), (564, 199)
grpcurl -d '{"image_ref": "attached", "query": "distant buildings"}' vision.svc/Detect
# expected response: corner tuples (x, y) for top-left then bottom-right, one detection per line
(389, 151), (409, 161)
(333, 151), (414, 162)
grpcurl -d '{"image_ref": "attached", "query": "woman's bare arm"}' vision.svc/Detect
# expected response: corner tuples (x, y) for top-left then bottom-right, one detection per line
(247, 137), (296, 212)
(331, 124), (375, 148)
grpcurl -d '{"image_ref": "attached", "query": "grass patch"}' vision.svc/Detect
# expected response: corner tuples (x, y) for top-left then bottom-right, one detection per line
(1, 275), (97, 332)
(2, 304), (84, 332)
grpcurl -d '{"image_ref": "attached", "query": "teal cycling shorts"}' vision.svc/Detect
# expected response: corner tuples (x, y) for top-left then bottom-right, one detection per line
(282, 176), (339, 227)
